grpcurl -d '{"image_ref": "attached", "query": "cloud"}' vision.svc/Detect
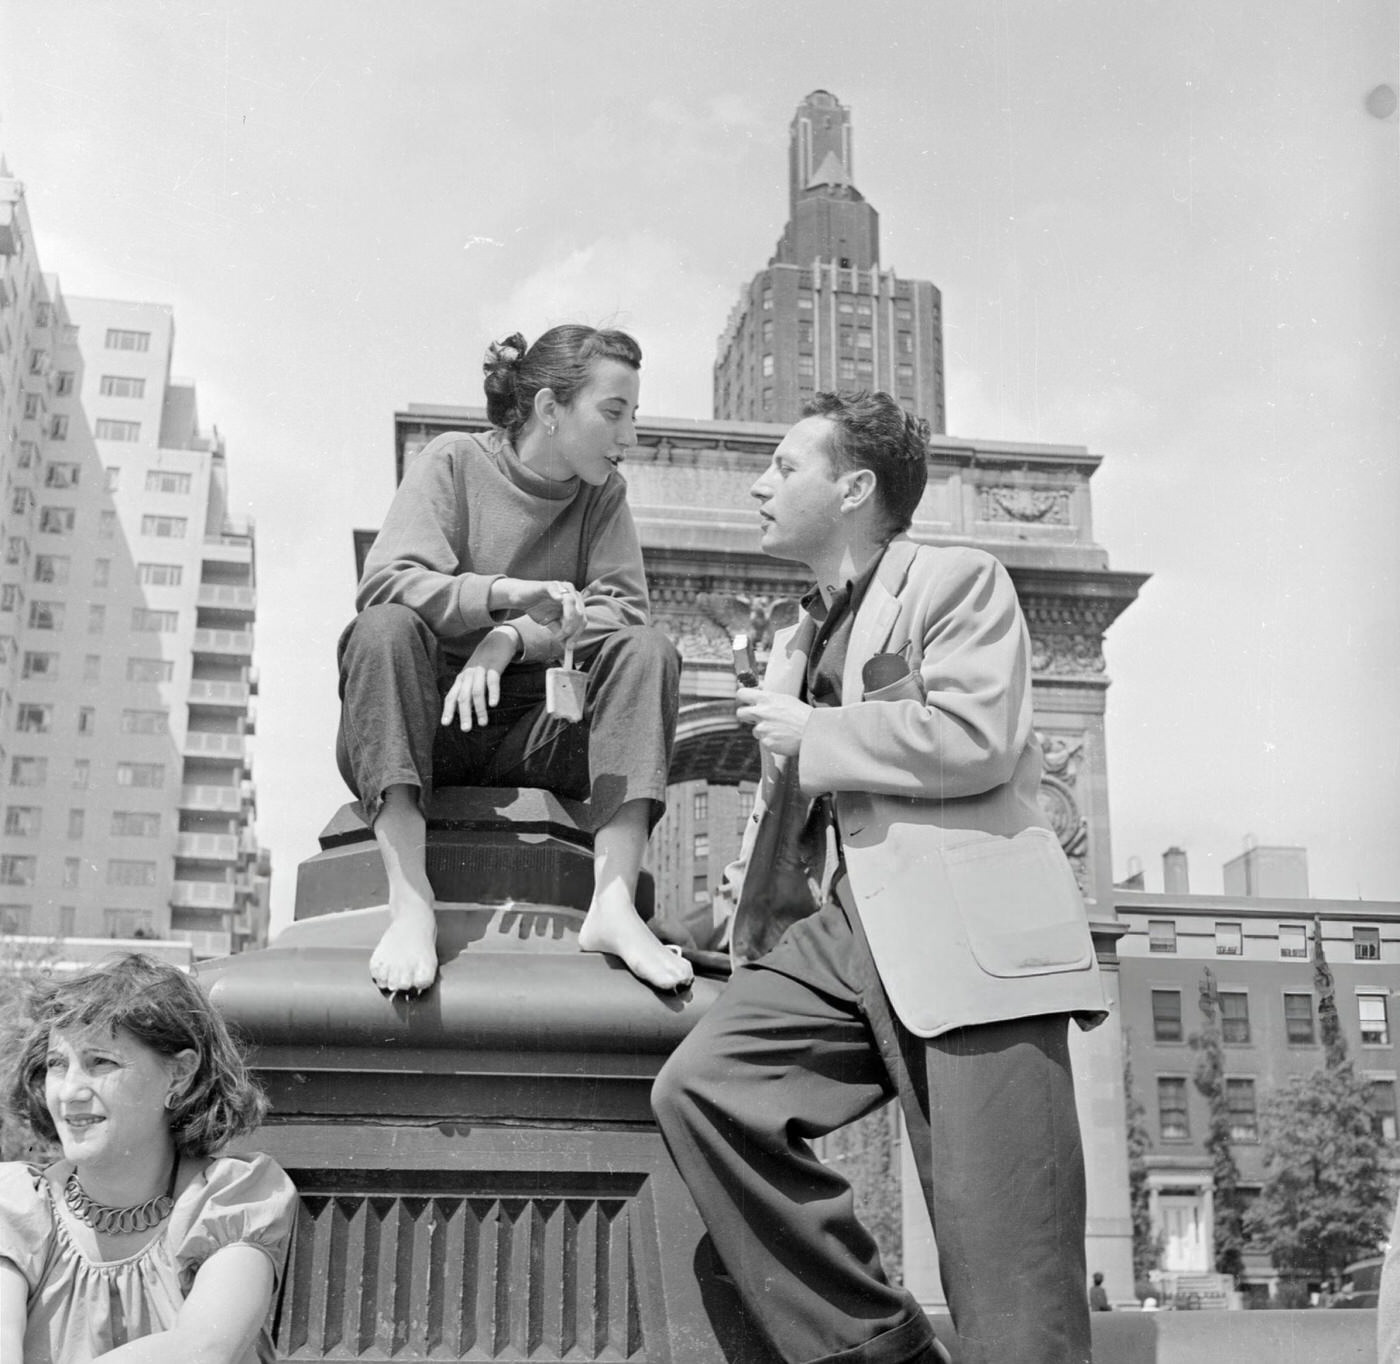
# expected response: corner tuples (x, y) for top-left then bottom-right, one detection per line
(475, 232), (736, 420)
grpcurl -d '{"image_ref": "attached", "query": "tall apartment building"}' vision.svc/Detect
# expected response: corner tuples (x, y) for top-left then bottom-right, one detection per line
(713, 90), (946, 430)
(1115, 845), (1399, 1303)
(0, 168), (266, 957)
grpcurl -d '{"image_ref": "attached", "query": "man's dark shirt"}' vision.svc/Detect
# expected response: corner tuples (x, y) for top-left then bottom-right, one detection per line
(802, 552), (883, 710)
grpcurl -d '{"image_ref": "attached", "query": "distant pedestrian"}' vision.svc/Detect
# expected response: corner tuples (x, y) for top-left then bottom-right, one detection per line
(1089, 1270), (1112, 1311)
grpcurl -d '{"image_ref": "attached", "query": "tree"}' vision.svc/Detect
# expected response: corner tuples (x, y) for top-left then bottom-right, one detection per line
(0, 934), (59, 1162)
(1245, 919), (1392, 1289)
(1245, 1062), (1391, 1285)
(1123, 1037), (1160, 1286)
(1189, 967), (1247, 1278)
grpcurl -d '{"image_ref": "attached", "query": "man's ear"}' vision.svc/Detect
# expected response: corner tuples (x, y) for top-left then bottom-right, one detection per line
(840, 467), (878, 513)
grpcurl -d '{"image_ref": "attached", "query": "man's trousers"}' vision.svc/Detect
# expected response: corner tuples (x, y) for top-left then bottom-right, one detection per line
(652, 895), (1092, 1364)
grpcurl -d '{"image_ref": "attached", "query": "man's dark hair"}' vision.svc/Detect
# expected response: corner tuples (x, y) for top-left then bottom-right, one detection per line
(802, 390), (929, 536)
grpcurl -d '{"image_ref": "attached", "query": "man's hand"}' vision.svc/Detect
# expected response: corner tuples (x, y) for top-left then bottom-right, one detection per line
(736, 687), (812, 757)
(490, 577), (586, 642)
(442, 626), (519, 730)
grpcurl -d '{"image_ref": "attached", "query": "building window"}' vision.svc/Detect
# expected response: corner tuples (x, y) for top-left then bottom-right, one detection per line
(0, 855), (37, 886)
(107, 859), (157, 887)
(105, 328), (151, 352)
(1279, 923), (1307, 958)
(856, 359), (873, 377)
(0, 583), (21, 613)
(71, 760), (90, 790)
(105, 467), (121, 491)
(76, 707), (96, 736)
(1147, 920), (1177, 953)
(798, 322), (813, 346)
(93, 559), (111, 588)
(693, 832), (710, 861)
(1158, 1077), (1189, 1140)
(103, 907), (155, 938)
(838, 359), (856, 380)
(137, 562), (182, 586)
(692, 790), (708, 822)
(839, 327), (854, 350)
(761, 354), (774, 378)
(837, 299), (855, 315)
(1284, 992), (1316, 1044)
(67, 809), (84, 839)
(898, 332), (914, 353)
(116, 762), (165, 789)
(797, 295), (813, 310)
(48, 415), (68, 440)
(58, 906), (75, 937)
(99, 510), (116, 539)
(1359, 993), (1390, 1046)
(27, 600), (62, 631)
(141, 514), (187, 538)
(896, 306), (914, 322)
(856, 329), (873, 350)
(9, 757), (47, 788)
(33, 554), (69, 585)
(54, 371), (75, 396)
(100, 375), (146, 398)
(0, 904), (31, 934)
(1368, 1080), (1397, 1141)
(88, 605), (105, 634)
(44, 461), (80, 488)
(896, 363), (915, 382)
(1226, 1078), (1259, 1141)
(1355, 926), (1381, 961)
(131, 608), (178, 633)
(1219, 991), (1251, 1044)
(145, 470), (192, 494)
(737, 788), (755, 831)
(6, 536), (28, 565)
(1215, 922), (1243, 956)
(61, 858), (79, 888)
(21, 652), (58, 679)
(692, 874), (710, 905)
(120, 709), (168, 735)
(16, 704), (53, 734)
(95, 419), (141, 442)
(127, 657), (174, 683)
(760, 288), (772, 311)
(1151, 990), (1183, 1042)
(3, 806), (41, 837)
(798, 355), (815, 377)
(111, 811), (161, 838)
(83, 655), (101, 683)
(38, 506), (75, 535)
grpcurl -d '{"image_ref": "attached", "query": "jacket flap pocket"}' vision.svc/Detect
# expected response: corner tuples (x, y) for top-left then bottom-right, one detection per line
(942, 828), (1093, 978)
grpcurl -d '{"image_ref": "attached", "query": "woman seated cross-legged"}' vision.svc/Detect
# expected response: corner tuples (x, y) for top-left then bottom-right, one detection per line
(336, 324), (690, 996)
(0, 954), (297, 1364)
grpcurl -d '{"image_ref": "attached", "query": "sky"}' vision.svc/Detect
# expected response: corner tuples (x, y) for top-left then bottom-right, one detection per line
(1, 0), (1396, 927)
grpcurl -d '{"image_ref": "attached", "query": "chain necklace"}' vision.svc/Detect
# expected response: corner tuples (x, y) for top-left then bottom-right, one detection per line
(63, 1161), (178, 1235)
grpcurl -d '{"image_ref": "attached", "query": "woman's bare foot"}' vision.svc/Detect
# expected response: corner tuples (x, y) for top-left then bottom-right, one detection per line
(369, 895), (439, 994)
(578, 899), (694, 991)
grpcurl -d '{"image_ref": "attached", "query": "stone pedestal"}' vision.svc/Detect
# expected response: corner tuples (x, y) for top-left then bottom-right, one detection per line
(202, 791), (770, 1363)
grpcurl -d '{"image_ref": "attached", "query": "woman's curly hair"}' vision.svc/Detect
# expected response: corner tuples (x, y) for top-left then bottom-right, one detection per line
(6, 953), (267, 1158)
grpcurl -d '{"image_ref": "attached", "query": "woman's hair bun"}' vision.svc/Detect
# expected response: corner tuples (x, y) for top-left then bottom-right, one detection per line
(483, 332), (529, 427)
(484, 332), (528, 376)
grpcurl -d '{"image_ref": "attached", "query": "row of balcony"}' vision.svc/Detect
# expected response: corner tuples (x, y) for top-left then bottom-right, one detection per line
(196, 584), (256, 613)
(179, 783), (251, 813)
(187, 679), (250, 706)
(193, 628), (253, 658)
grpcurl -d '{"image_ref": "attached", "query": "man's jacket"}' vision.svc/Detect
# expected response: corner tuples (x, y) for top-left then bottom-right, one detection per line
(722, 536), (1108, 1038)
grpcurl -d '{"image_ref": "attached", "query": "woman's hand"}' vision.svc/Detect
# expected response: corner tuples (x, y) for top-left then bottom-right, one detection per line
(490, 578), (586, 642)
(442, 626), (520, 730)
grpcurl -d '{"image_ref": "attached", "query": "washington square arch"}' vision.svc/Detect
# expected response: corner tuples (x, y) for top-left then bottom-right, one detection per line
(386, 401), (1148, 1306)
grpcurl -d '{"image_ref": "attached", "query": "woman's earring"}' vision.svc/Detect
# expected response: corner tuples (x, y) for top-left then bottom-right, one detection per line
(548, 424), (557, 437)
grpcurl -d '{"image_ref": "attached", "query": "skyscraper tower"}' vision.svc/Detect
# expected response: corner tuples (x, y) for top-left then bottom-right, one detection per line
(713, 91), (945, 430)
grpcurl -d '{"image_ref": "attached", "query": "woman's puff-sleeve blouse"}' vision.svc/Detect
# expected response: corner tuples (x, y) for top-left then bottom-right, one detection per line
(0, 1151), (296, 1364)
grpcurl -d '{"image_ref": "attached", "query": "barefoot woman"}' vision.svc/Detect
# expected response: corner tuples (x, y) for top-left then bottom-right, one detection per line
(336, 325), (690, 995)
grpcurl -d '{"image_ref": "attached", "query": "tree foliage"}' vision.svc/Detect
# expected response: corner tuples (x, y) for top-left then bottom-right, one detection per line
(1245, 1060), (1391, 1283)
(0, 935), (59, 1162)
(1189, 968), (1246, 1277)
(1123, 1036), (1160, 1284)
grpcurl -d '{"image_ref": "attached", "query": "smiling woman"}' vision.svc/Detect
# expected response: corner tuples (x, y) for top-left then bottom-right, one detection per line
(0, 954), (296, 1364)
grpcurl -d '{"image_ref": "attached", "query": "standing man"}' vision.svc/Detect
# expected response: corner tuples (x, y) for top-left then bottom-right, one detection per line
(653, 392), (1108, 1364)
